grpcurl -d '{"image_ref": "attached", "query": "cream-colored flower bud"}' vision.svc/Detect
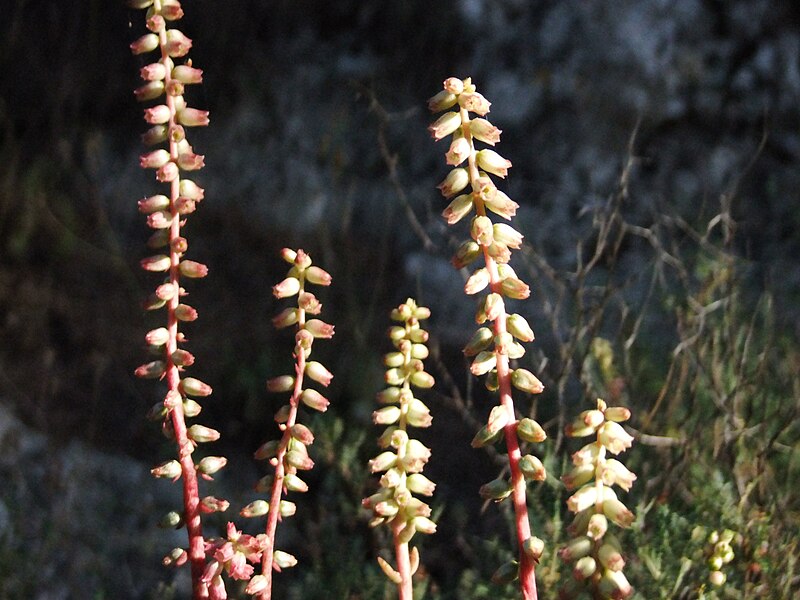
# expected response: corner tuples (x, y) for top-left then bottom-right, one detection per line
(427, 90), (458, 113)
(463, 327), (493, 356)
(601, 458), (637, 491)
(428, 111), (461, 141)
(373, 406), (401, 426)
(604, 406), (631, 423)
(559, 536), (592, 562)
(458, 92), (491, 115)
(561, 463), (595, 490)
(446, 136), (471, 166)
(597, 569), (632, 599)
(507, 313), (535, 342)
(469, 118), (502, 145)
(272, 276), (300, 298)
(567, 484), (598, 513)
(442, 193), (474, 225)
(597, 421), (634, 455)
(485, 188), (519, 220)
(465, 267), (491, 295)
(471, 215), (494, 245)
(406, 398), (432, 428)
(500, 277), (530, 300)
(406, 473), (436, 496)
(587, 513), (608, 540)
(476, 149), (511, 178)
(437, 167), (470, 197)
(602, 498), (634, 527)
(598, 542), (625, 571)
(493, 223), (523, 249)
(470, 350), (497, 376)
(452, 240), (481, 269)
(573, 555), (597, 581)
(443, 77), (464, 95)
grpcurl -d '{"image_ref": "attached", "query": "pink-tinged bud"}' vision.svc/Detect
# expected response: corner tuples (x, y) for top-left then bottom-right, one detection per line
(145, 327), (170, 346)
(561, 463), (594, 490)
(442, 193), (474, 225)
(470, 215), (494, 245)
(294, 249), (312, 269)
(443, 77), (464, 95)
(477, 149), (512, 178)
(146, 229), (169, 249)
(283, 473), (308, 493)
(197, 456), (227, 475)
(305, 361), (333, 386)
(598, 421), (634, 455)
(180, 377), (213, 397)
(278, 248), (296, 264)
(598, 569), (633, 599)
(140, 149), (170, 169)
(427, 89), (457, 112)
(289, 423), (315, 445)
(279, 500), (296, 517)
(485, 404), (509, 435)
(135, 360), (165, 379)
(147, 211), (172, 229)
(140, 62), (167, 81)
(286, 450), (314, 471)
(156, 161), (179, 182)
(253, 440), (279, 460)
(413, 516), (437, 535)
(134, 81), (165, 102)
(175, 303), (198, 321)
(510, 369), (543, 396)
(245, 575), (268, 595)
(485, 189), (519, 220)
(588, 513), (608, 540)
(187, 424), (220, 443)
(177, 107), (209, 127)
(267, 375), (295, 393)
(464, 267), (490, 295)
(458, 91), (491, 115)
(462, 328), (493, 359)
(154, 283), (177, 302)
(138, 194), (170, 214)
(171, 349), (194, 367)
(480, 477), (513, 501)
(559, 536), (592, 562)
(402, 439), (432, 473)
(446, 136), (471, 166)
(517, 417), (547, 443)
(301, 388), (329, 412)
(161, 0), (184, 20)
(428, 111), (461, 141)
(567, 484), (598, 513)
(151, 459), (182, 479)
(240, 500), (269, 518)
(305, 319), (335, 339)
(130, 33), (159, 55)
(373, 406), (401, 425)
(437, 167), (469, 197)
(376, 386), (401, 405)
(171, 236), (188, 254)
(183, 398), (202, 417)
(141, 125), (168, 145)
(500, 277), (530, 300)
(573, 556), (597, 581)
(163, 547), (189, 568)
(452, 240), (481, 269)
(305, 265), (332, 286)
(406, 473), (436, 496)
(604, 406), (631, 423)
(179, 260), (208, 278)
(580, 409), (605, 429)
(471, 424), (502, 448)
(368, 451), (397, 473)
(272, 277), (300, 298)
(172, 64), (203, 84)
(493, 223), (523, 249)
(199, 496), (229, 514)
(603, 498), (634, 527)
(469, 118), (502, 145)
(165, 29), (192, 57)
(602, 458), (637, 491)
(507, 314), (535, 342)
(565, 420), (597, 438)
(410, 370), (434, 388)
(406, 398), (432, 428)
(520, 454), (547, 481)
(482, 293), (505, 322)
(179, 178), (205, 200)
(176, 152), (204, 171)
(298, 291), (322, 314)
(144, 104), (171, 124)
(146, 13), (165, 33)
(272, 550), (298, 570)
(598, 543), (625, 571)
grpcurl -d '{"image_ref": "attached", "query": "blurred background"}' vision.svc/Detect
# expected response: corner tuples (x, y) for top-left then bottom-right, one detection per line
(1, 0), (799, 598)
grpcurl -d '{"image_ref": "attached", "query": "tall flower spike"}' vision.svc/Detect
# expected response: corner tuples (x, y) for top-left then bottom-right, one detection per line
(429, 77), (542, 600)
(558, 398), (636, 600)
(129, 1), (216, 597)
(363, 299), (436, 600)
(250, 249), (334, 600)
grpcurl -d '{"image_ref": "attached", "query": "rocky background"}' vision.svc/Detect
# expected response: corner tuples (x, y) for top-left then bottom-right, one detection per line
(1, 1), (799, 598)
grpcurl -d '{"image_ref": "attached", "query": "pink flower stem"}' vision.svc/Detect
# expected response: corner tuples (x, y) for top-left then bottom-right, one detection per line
(462, 108), (538, 600)
(258, 283), (308, 600)
(392, 521), (413, 600)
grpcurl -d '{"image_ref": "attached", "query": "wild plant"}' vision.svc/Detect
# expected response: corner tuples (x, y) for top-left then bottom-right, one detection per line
(363, 299), (437, 600)
(129, 0), (219, 596)
(428, 77), (547, 599)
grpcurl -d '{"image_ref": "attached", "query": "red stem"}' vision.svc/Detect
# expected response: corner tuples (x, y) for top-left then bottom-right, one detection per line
(462, 108), (538, 600)
(258, 285), (308, 600)
(153, 4), (207, 595)
(392, 521), (413, 600)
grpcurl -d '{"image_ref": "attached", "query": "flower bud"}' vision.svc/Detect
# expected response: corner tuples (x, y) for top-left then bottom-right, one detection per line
(469, 118), (502, 145)
(463, 327), (493, 357)
(470, 215), (494, 245)
(443, 77), (464, 95)
(446, 136), (471, 166)
(511, 369), (545, 395)
(598, 542), (625, 571)
(491, 560), (518, 585)
(236, 499), (269, 520)
(500, 277), (530, 299)
(177, 107), (209, 127)
(520, 454), (547, 481)
(480, 477), (512, 501)
(176, 151), (204, 171)
(406, 473), (436, 496)
(406, 398), (432, 428)
(300, 388), (329, 412)
(156, 161), (179, 182)
(272, 550), (298, 570)
(139, 149), (171, 169)
(442, 193), (474, 225)
(471, 424), (503, 448)
(485, 188), (519, 220)
(254, 440), (280, 461)
(283, 473), (308, 493)
(604, 406), (631, 423)
(187, 424), (220, 443)
(410, 370), (434, 388)
(573, 555), (597, 581)
(304, 361), (333, 386)
(130, 33), (159, 55)
(458, 91), (491, 115)
(482, 293), (504, 322)
(289, 423), (315, 445)
(559, 536), (592, 562)
(175, 303), (198, 321)
(427, 89), (458, 112)
(135, 360), (166, 379)
(597, 421), (634, 455)
(470, 351), (496, 376)
(476, 149), (511, 178)
(158, 511), (183, 529)
(588, 512), (608, 540)
(402, 439), (431, 473)
(567, 484), (599, 513)
(493, 223), (523, 249)
(452, 240), (481, 269)
(179, 260), (208, 278)
(597, 569), (633, 599)
(286, 449), (314, 471)
(561, 463), (594, 491)
(602, 498), (634, 527)
(162, 547), (188, 568)
(428, 111), (461, 141)
(464, 267), (490, 295)
(134, 80), (165, 102)
(183, 398), (201, 417)
(305, 319), (335, 339)
(413, 515), (437, 535)
(524, 536), (545, 561)
(151, 460), (182, 479)
(145, 327), (170, 346)
(179, 377), (212, 397)
(164, 29), (192, 57)
(197, 456), (227, 475)
(437, 168), (469, 198)
(486, 404), (509, 435)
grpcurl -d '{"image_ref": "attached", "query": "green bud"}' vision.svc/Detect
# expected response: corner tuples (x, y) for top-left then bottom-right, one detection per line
(479, 477), (513, 502)
(511, 369), (544, 394)
(491, 560), (519, 585)
(158, 511), (183, 529)
(516, 418), (547, 443)
(463, 327), (494, 357)
(471, 424), (504, 448)
(240, 500), (270, 518)
(519, 454), (546, 481)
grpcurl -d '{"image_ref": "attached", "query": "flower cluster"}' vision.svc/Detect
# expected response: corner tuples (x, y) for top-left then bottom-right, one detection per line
(429, 77), (545, 599)
(129, 0), (218, 594)
(559, 398), (636, 599)
(363, 299), (436, 598)
(248, 249), (334, 599)
(705, 529), (736, 587)
(202, 523), (268, 599)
